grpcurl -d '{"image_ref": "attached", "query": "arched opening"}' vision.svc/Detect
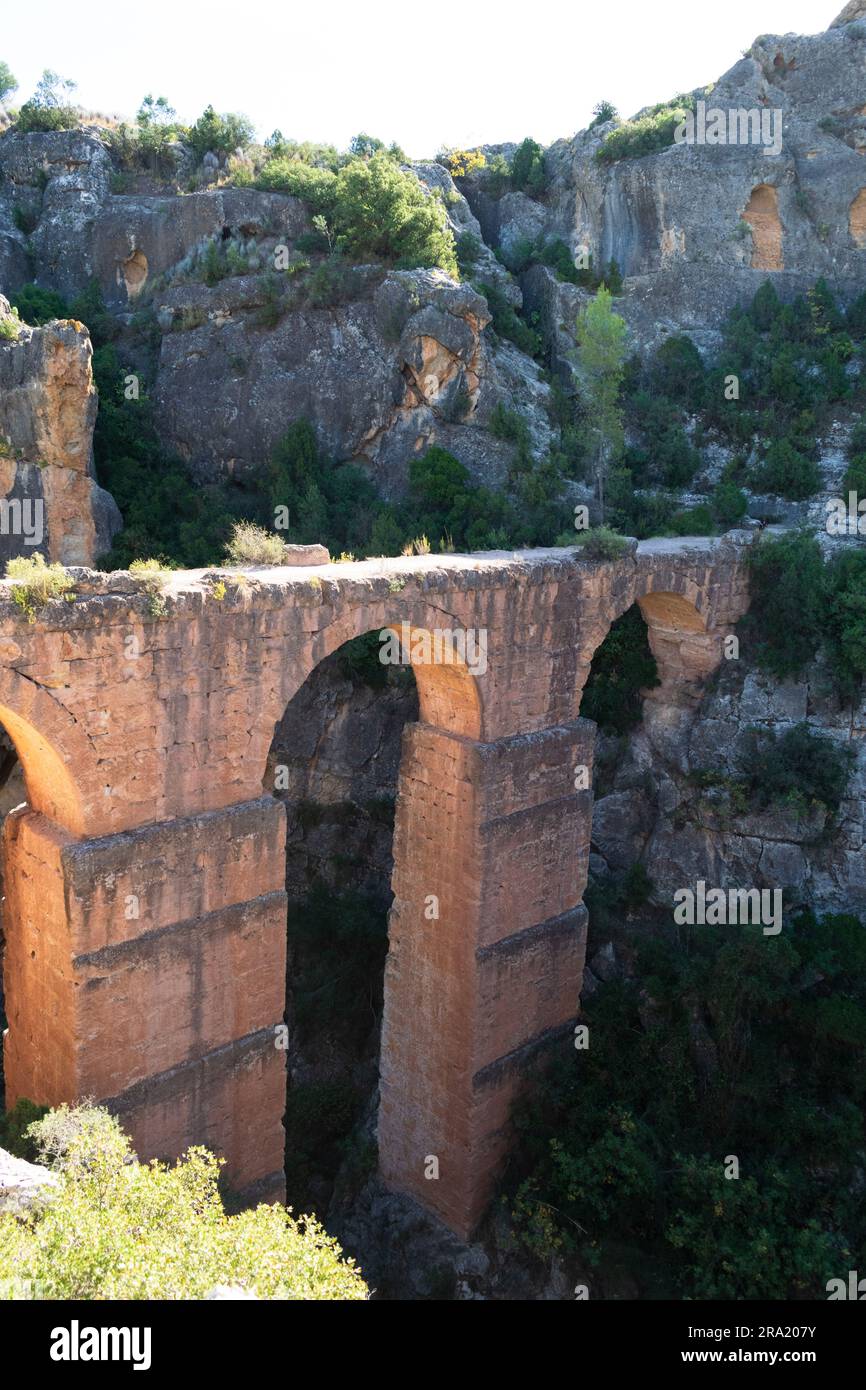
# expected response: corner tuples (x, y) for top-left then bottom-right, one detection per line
(264, 622), (482, 1229)
(742, 184), (783, 270)
(850, 188), (866, 248)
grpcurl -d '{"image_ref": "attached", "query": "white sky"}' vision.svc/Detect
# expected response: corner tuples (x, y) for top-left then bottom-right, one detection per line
(1, 0), (843, 158)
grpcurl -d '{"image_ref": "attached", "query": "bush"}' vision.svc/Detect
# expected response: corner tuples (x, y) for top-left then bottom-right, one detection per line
(825, 548), (866, 703)
(224, 521), (287, 565)
(254, 158), (338, 215)
(510, 137), (547, 196)
(745, 532), (827, 678)
(5, 553), (75, 622)
(10, 283), (68, 325)
(476, 280), (541, 357)
(750, 438), (821, 500)
(187, 105), (254, 160)
(333, 153), (457, 275)
(16, 70), (78, 133)
(735, 723), (853, 815)
(711, 480), (748, 526)
(505, 908), (866, 1297)
(595, 96), (695, 164)
(0, 1103), (367, 1299)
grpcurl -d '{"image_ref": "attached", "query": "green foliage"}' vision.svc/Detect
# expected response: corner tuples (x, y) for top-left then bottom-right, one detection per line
(10, 283), (68, 325)
(0, 61), (17, 105)
(580, 603), (659, 733)
(745, 532), (827, 679)
(589, 100), (618, 129)
(750, 438), (821, 500)
(595, 95), (695, 164)
(333, 153), (457, 275)
(187, 105), (254, 160)
(6, 553), (75, 622)
(711, 480), (748, 527)
(0, 308), (21, 341)
(0, 1104), (366, 1299)
(825, 548), (866, 703)
(510, 137), (547, 196)
(577, 287), (628, 517)
(734, 723), (853, 815)
(506, 908), (866, 1297)
(0, 1099), (48, 1161)
(255, 158), (338, 214)
(16, 70), (78, 133)
(476, 280), (541, 356)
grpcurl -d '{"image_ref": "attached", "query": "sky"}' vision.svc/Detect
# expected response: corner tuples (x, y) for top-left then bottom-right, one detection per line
(0, 0), (844, 158)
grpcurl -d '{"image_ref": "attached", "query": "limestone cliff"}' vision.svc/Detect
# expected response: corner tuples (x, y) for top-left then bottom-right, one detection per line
(0, 297), (120, 565)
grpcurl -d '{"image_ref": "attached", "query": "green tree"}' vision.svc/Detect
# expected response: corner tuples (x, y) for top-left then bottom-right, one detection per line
(576, 286), (628, 520)
(0, 61), (17, 105)
(16, 70), (78, 132)
(187, 105), (254, 159)
(333, 153), (457, 275)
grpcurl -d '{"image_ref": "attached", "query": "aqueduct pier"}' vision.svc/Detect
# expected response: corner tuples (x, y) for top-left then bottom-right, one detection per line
(0, 535), (751, 1237)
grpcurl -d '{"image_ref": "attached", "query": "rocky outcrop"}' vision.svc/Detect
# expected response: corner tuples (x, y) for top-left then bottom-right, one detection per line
(153, 266), (551, 494)
(0, 298), (120, 564)
(0, 1145), (58, 1214)
(590, 653), (866, 918)
(463, 20), (866, 356)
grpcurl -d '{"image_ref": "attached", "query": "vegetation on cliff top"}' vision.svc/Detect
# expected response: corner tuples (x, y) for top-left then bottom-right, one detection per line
(0, 1103), (367, 1299)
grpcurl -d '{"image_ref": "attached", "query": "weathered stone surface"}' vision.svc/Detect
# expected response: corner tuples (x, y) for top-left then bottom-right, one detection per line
(0, 534), (752, 1235)
(0, 1145), (58, 1214)
(0, 300), (120, 564)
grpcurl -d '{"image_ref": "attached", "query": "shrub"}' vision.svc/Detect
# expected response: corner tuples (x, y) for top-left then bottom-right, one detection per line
(711, 479), (748, 526)
(477, 280), (541, 356)
(439, 148), (485, 178)
(5, 553), (75, 622)
(574, 525), (632, 561)
(825, 548), (866, 702)
(0, 308), (21, 341)
(595, 95), (695, 164)
(16, 70), (78, 133)
(224, 521), (287, 565)
(0, 61), (16, 105)
(254, 158), (338, 215)
(589, 100), (618, 129)
(745, 532), (826, 678)
(510, 137), (547, 196)
(750, 438), (821, 500)
(735, 723), (853, 815)
(0, 1103), (366, 1299)
(333, 153), (457, 275)
(187, 105), (254, 160)
(10, 283), (68, 325)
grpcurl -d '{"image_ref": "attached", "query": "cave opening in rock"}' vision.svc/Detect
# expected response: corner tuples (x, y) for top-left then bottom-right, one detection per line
(742, 183), (783, 271)
(266, 631), (418, 1220)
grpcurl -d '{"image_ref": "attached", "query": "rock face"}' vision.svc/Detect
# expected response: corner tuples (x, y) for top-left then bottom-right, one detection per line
(590, 653), (866, 919)
(0, 298), (120, 565)
(463, 20), (866, 355)
(0, 1145), (58, 1215)
(154, 266), (550, 494)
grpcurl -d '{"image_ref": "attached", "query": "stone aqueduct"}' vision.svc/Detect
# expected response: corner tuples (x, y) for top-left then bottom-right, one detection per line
(0, 536), (751, 1237)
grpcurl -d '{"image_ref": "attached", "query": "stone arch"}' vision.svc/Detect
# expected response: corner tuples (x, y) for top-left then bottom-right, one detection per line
(283, 603), (485, 749)
(743, 184), (783, 270)
(0, 666), (88, 835)
(850, 189), (866, 248)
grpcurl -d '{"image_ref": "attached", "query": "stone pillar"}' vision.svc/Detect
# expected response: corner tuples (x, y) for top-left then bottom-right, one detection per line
(2, 796), (287, 1204)
(378, 718), (594, 1238)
